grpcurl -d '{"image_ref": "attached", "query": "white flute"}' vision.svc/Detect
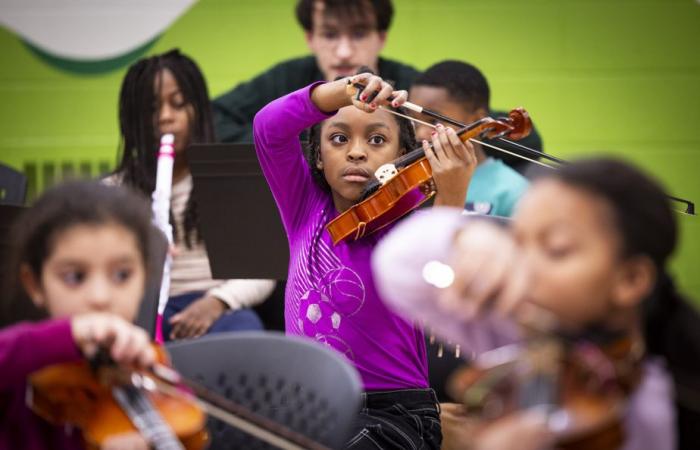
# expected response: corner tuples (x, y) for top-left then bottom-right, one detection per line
(152, 134), (175, 317)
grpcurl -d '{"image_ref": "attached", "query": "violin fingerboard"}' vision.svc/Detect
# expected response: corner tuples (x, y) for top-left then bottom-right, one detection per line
(112, 385), (184, 450)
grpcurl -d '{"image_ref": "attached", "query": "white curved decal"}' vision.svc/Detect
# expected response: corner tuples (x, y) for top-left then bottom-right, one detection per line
(0, 0), (197, 60)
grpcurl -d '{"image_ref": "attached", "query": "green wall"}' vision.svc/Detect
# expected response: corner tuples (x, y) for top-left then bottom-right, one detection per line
(1, 0), (699, 299)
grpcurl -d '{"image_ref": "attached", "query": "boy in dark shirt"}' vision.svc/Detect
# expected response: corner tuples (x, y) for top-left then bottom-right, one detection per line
(213, 0), (416, 143)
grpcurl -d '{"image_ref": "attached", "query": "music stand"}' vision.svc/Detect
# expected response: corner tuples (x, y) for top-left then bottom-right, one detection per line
(186, 144), (289, 280)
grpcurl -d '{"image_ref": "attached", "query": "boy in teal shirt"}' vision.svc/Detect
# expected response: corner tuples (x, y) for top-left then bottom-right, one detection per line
(410, 60), (530, 216)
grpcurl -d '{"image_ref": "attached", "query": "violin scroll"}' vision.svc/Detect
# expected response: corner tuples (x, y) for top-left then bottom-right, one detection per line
(502, 108), (532, 141)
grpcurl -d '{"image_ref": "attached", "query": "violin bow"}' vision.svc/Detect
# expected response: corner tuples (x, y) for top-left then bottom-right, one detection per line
(128, 363), (331, 450)
(351, 82), (696, 217)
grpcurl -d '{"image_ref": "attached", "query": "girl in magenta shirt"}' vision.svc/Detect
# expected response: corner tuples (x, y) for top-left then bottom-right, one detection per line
(254, 72), (476, 448)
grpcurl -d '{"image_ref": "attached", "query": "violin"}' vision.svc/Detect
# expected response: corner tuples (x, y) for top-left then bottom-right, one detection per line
(324, 82), (695, 245)
(325, 82), (533, 245)
(29, 345), (208, 450)
(445, 309), (644, 450)
(29, 344), (330, 450)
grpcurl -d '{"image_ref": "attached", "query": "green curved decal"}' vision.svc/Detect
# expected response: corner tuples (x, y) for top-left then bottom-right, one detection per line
(23, 35), (160, 74)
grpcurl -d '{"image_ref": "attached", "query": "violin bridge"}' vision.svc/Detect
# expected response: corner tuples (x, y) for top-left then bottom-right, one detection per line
(374, 164), (398, 185)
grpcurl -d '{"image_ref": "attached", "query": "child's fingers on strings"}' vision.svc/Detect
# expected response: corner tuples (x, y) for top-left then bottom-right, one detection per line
(438, 126), (458, 161)
(465, 139), (477, 166)
(446, 127), (474, 165)
(422, 139), (440, 168)
(108, 319), (154, 367)
(72, 313), (155, 367)
(430, 124), (447, 162)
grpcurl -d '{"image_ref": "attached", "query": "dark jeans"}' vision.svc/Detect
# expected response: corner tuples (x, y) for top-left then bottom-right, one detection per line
(162, 291), (263, 342)
(345, 389), (442, 450)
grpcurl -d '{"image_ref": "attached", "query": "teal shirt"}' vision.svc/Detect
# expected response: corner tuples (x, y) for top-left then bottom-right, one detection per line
(465, 158), (529, 217)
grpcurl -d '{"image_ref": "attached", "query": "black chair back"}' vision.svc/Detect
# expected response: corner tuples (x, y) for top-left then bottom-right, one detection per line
(166, 332), (362, 450)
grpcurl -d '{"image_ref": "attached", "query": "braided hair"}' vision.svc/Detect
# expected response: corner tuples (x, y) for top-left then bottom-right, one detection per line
(114, 49), (215, 248)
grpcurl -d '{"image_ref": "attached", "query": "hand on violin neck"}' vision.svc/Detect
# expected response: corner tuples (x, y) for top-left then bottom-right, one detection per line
(426, 124), (478, 208)
(310, 73), (407, 114)
(440, 221), (529, 321)
(71, 313), (156, 370)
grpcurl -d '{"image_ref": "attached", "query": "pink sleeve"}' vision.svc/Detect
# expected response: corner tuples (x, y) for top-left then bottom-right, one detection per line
(253, 82), (334, 236)
(0, 318), (82, 390)
(371, 207), (519, 358)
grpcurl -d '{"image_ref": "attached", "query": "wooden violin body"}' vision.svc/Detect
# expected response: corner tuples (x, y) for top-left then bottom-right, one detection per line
(29, 347), (208, 450)
(447, 335), (642, 450)
(325, 109), (532, 245)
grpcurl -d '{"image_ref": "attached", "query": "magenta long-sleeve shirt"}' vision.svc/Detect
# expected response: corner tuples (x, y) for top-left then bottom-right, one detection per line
(371, 207), (676, 450)
(0, 319), (83, 450)
(253, 83), (428, 390)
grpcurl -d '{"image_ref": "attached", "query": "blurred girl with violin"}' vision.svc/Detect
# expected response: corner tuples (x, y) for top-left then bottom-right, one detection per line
(373, 158), (700, 449)
(0, 181), (157, 449)
(110, 49), (273, 341)
(253, 71), (476, 448)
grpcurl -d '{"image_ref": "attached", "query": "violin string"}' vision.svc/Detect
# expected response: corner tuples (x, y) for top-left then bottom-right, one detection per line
(470, 139), (557, 170)
(380, 106), (556, 169)
(380, 103), (695, 216)
(497, 137), (567, 165)
(379, 106), (437, 129)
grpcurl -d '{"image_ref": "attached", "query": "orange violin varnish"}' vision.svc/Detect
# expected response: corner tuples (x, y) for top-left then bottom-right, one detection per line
(29, 346), (208, 450)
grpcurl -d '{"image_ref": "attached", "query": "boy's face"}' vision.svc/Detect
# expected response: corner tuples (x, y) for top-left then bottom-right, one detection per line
(306, 1), (386, 81)
(409, 85), (487, 142)
(317, 106), (402, 212)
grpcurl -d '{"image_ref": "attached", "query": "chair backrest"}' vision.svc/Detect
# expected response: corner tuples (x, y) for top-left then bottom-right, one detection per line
(166, 332), (362, 450)
(0, 163), (27, 205)
(133, 225), (168, 337)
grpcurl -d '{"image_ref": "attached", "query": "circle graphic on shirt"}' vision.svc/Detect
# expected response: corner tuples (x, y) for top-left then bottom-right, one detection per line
(319, 266), (365, 317)
(316, 334), (355, 361)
